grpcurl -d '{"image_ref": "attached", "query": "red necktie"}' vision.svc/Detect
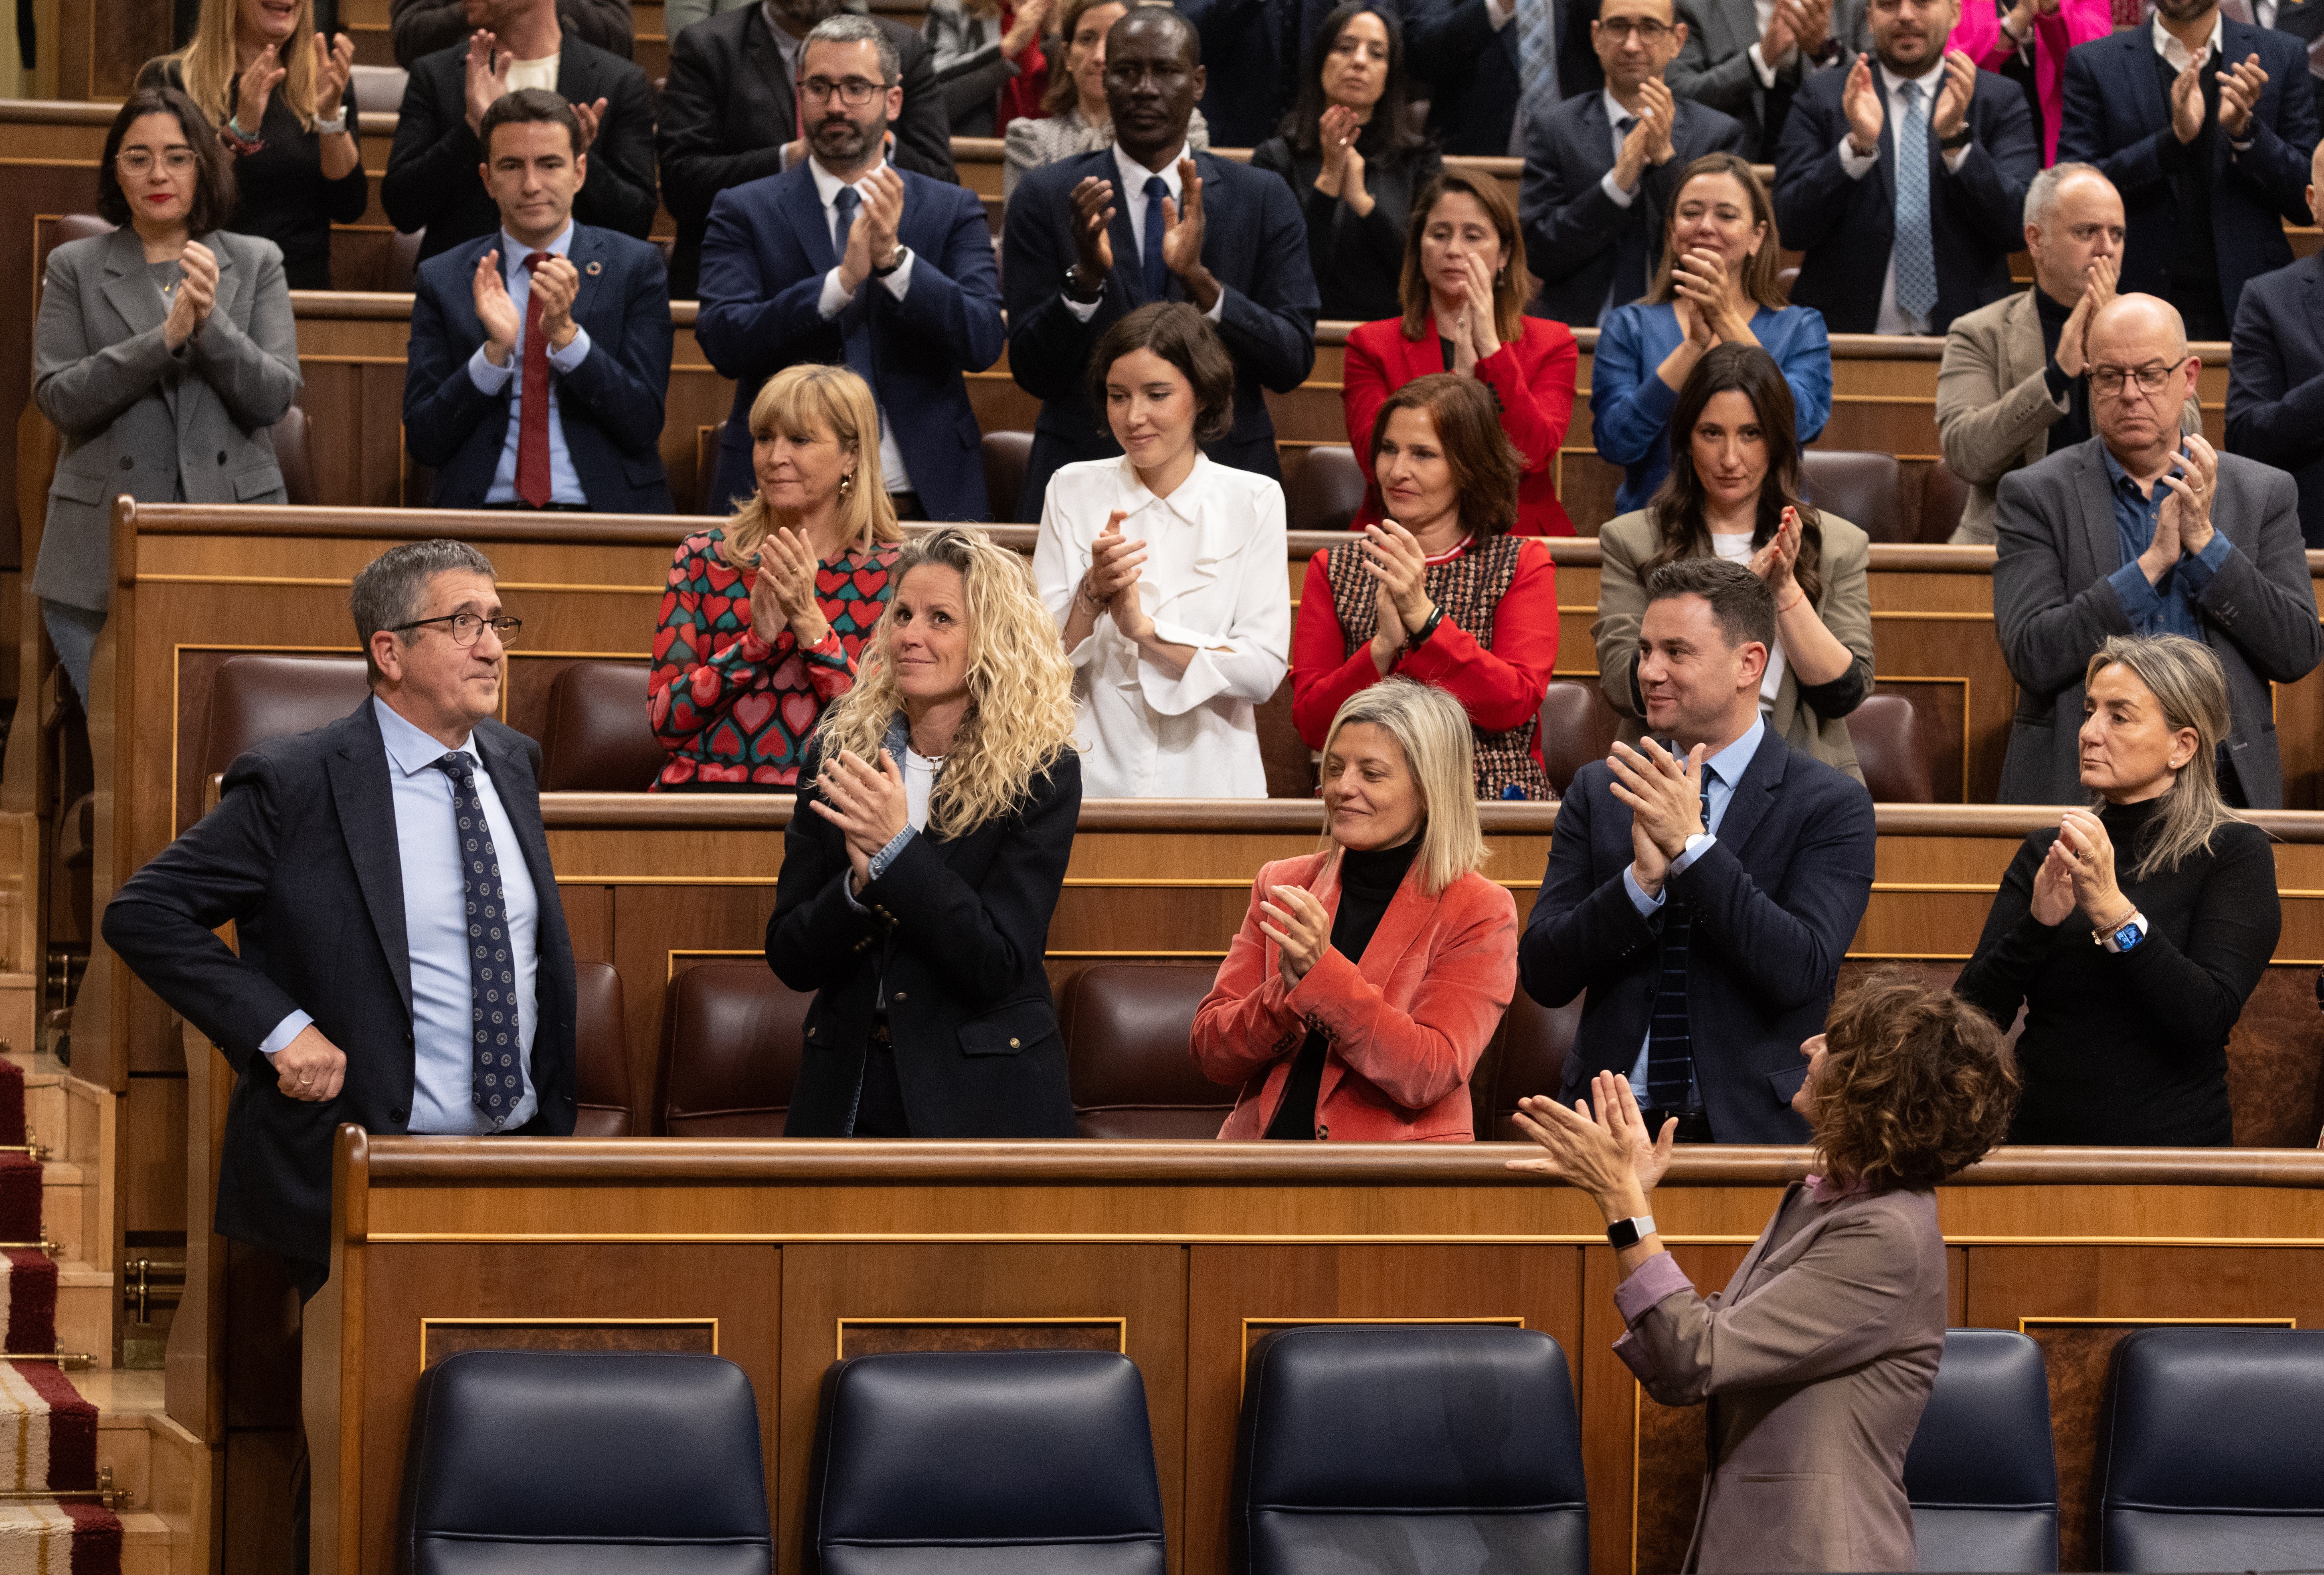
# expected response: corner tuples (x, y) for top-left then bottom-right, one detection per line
(517, 251), (552, 509)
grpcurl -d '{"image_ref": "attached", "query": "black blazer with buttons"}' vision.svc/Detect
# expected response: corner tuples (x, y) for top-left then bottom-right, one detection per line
(100, 699), (578, 1271)
(768, 734), (1081, 1138)
(1517, 726), (1875, 1142)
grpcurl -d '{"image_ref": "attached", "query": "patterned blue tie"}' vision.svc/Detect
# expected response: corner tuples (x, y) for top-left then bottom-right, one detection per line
(430, 754), (522, 1128)
(1893, 79), (1939, 323)
(1515, 0), (1558, 148)
(1645, 779), (1716, 1114)
(830, 185), (879, 387)
(1142, 174), (1169, 303)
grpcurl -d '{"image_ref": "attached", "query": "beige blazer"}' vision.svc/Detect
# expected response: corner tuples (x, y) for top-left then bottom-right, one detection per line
(1594, 509), (1875, 782)
(1617, 1183), (1948, 1574)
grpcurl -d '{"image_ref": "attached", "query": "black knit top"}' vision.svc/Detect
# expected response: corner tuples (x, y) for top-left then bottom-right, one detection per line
(1265, 833), (1422, 1140)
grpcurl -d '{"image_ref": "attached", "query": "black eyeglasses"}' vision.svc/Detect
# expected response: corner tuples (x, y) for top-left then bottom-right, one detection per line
(1598, 18), (1674, 39)
(389, 613), (524, 647)
(798, 75), (892, 105)
(2088, 359), (2189, 398)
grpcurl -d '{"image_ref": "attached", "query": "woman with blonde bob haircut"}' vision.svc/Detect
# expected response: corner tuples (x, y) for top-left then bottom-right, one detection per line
(650, 365), (906, 790)
(1194, 678), (1517, 1141)
(1958, 633), (2277, 1146)
(771, 526), (1085, 1138)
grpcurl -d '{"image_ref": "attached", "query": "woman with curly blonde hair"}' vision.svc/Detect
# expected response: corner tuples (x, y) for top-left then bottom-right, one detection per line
(769, 525), (1083, 1138)
(1510, 970), (2018, 1574)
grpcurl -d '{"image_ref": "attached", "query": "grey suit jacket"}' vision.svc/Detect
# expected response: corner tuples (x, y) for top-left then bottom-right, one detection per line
(1616, 1183), (1947, 1574)
(1667, 0), (1867, 158)
(31, 227), (300, 615)
(1938, 289), (2200, 546)
(1994, 438), (2321, 806)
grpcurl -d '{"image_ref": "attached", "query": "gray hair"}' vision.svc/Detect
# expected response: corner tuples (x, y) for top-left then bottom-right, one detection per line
(804, 14), (902, 83)
(350, 540), (498, 682)
(2023, 160), (2107, 233)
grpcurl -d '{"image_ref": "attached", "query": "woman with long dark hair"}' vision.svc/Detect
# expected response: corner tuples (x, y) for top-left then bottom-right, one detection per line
(1593, 343), (1874, 778)
(1249, 2), (1440, 323)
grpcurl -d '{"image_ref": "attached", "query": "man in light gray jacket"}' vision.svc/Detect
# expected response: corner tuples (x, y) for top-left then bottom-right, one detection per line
(1993, 292), (2320, 807)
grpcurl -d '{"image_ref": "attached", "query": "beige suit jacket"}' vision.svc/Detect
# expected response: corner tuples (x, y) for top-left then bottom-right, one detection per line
(1616, 1183), (1948, 1574)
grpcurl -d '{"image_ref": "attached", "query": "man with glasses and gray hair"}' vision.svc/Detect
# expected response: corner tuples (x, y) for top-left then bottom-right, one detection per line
(1993, 291), (2320, 807)
(695, 13), (1004, 520)
(103, 539), (578, 1302)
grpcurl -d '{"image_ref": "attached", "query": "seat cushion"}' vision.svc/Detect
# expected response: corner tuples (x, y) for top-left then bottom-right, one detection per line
(539, 660), (665, 792)
(201, 654), (371, 780)
(573, 960), (632, 1137)
(1905, 1329), (2058, 1573)
(659, 962), (809, 1136)
(1066, 964), (1237, 1138)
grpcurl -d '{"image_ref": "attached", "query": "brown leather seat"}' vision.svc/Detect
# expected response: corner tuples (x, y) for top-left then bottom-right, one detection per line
(574, 961), (634, 1136)
(386, 229), (425, 293)
(1802, 451), (1906, 542)
(200, 654), (372, 781)
(1287, 446), (1369, 534)
(272, 405), (316, 507)
(1064, 963), (1237, 1138)
(1538, 680), (1621, 795)
(1256, 680), (1318, 798)
(55, 213), (111, 247)
(658, 961), (810, 1136)
(1920, 459), (1972, 544)
(1485, 990), (1584, 1140)
(1848, 692), (1936, 803)
(538, 660), (665, 792)
(1776, 265), (1800, 301)
(983, 430), (1035, 524)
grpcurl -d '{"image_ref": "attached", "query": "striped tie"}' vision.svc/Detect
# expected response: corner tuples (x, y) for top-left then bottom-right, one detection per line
(1645, 781), (1715, 1114)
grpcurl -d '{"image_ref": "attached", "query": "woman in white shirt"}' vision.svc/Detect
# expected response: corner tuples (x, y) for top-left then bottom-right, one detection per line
(1032, 302), (1291, 797)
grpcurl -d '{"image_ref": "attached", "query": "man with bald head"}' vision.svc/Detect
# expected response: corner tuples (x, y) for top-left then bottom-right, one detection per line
(1994, 291), (2320, 806)
(2226, 140), (2324, 548)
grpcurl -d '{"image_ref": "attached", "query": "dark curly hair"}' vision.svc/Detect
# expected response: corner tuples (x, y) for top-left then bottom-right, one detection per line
(1087, 301), (1237, 446)
(1810, 970), (2019, 1193)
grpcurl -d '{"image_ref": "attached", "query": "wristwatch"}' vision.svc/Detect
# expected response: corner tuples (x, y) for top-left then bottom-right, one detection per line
(872, 245), (908, 278)
(1063, 262), (1106, 303)
(2095, 910), (2148, 953)
(313, 111), (348, 136)
(1939, 126), (1974, 151)
(1607, 1214), (1657, 1249)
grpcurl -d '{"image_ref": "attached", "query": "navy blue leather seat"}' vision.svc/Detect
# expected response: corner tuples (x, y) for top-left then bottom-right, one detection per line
(2095, 1326), (2324, 1571)
(1903, 1328), (2059, 1571)
(1232, 1324), (1588, 1575)
(398, 1348), (771, 1574)
(807, 1349), (1167, 1574)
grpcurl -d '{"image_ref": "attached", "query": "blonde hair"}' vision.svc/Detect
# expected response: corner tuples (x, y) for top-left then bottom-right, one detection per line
(1315, 678), (1489, 898)
(165, 0), (322, 131)
(815, 526), (1078, 837)
(2083, 634), (2243, 882)
(717, 365), (904, 570)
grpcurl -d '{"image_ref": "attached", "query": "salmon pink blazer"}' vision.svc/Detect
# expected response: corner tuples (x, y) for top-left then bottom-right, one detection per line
(1192, 849), (1518, 1141)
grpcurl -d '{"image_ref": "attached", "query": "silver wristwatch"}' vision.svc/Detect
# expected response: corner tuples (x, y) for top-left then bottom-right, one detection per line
(314, 111), (348, 136)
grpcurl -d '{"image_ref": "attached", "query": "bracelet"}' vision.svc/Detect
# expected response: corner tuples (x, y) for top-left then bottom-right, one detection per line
(1778, 592), (1806, 613)
(219, 118), (264, 156)
(314, 111), (348, 136)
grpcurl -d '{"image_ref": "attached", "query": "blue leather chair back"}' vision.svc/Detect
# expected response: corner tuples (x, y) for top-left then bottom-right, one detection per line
(1232, 1324), (1588, 1575)
(398, 1349), (771, 1575)
(2095, 1326), (2324, 1571)
(1903, 1328), (2059, 1571)
(807, 1349), (1167, 1575)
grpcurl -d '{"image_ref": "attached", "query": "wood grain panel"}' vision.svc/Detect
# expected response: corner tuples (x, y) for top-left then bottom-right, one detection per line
(125, 1070), (188, 1237)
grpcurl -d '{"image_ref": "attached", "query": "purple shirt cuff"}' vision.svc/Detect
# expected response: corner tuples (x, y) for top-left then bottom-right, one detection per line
(1613, 1251), (1693, 1325)
(1613, 1327), (1658, 1382)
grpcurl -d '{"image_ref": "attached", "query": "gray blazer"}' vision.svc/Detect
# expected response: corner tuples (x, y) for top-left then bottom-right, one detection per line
(1594, 508), (1876, 781)
(1938, 289), (2200, 546)
(1667, 0), (1867, 159)
(32, 227), (301, 614)
(1994, 438), (2321, 807)
(1617, 1183), (1947, 1574)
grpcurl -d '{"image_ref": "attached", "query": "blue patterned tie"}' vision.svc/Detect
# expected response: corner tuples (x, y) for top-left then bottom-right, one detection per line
(1142, 175), (1169, 303)
(1515, 0), (1558, 146)
(1893, 79), (1939, 324)
(430, 754), (522, 1128)
(830, 185), (878, 386)
(1645, 780), (1716, 1114)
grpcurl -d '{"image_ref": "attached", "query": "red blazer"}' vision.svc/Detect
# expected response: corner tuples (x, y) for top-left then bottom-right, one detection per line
(1192, 850), (1517, 1141)
(1342, 315), (1579, 538)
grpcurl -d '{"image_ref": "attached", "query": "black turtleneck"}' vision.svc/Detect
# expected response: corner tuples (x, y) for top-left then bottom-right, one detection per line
(1264, 834), (1424, 1140)
(1954, 795), (2279, 1146)
(2034, 286), (2093, 453)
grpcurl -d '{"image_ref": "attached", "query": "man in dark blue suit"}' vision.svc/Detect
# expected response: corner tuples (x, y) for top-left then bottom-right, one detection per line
(405, 90), (676, 514)
(1774, 0), (2037, 335)
(696, 15), (1005, 520)
(1003, 6), (1319, 521)
(1408, 0), (1603, 155)
(2227, 143), (2324, 545)
(2058, 0), (2318, 341)
(1522, 0), (1745, 326)
(1521, 558), (1876, 1144)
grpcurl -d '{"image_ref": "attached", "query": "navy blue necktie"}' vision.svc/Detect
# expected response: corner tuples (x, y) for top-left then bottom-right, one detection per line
(430, 754), (521, 1128)
(1645, 779), (1716, 1114)
(831, 185), (878, 386)
(1142, 174), (1169, 303)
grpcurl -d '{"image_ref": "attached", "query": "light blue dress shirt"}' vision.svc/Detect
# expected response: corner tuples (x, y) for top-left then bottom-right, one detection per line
(1619, 714), (1767, 1102)
(2100, 446), (2235, 641)
(465, 223), (593, 507)
(258, 698), (542, 1133)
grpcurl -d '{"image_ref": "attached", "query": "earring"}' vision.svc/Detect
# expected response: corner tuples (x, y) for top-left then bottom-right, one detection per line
(839, 471), (855, 494)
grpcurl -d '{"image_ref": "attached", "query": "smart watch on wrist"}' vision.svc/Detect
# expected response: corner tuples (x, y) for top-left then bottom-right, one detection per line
(2095, 910), (2148, 954)
(1607, 1214), (1657, 1249)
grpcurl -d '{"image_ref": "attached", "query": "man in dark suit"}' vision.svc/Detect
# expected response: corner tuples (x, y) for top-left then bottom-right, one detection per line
(382, 0), (659, 261)
(1407, 0), (1604, 156)
(1774, 0), (2039, 335)
(658, 0), (955, 301)
(1003, 5), (1319, 520)
(1669, 0), (1867, 157)
(1520, 557), (1877, 1144)
(102, 540), (579, 1295)
(1522, 0), (1746, 326)
(405, 90), (675, 513)
(2057, 0), (2318, 340)
(695, 17), (1005, 520)
(2226, 141), (2324, 546)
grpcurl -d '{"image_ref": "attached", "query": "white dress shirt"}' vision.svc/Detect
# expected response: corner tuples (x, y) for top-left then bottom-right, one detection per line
(809, 156), (916, 494)
(2152, 6), (2222, 71)
(1032, 453), (1291, 797)
(1833, 58), (1970, 336)
(1061, 142), (1229, 326)
(464, 223), (593, 506)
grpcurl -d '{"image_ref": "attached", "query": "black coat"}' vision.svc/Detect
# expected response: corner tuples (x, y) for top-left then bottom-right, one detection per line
(1248, 135), (1443, 324)
(2227, 253), (2324, 548)
(99, 700), (578, 1270)
(656, 6), (958, 301)
(769, 738), (1081, 1138)
(381, 35), (660, 263)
